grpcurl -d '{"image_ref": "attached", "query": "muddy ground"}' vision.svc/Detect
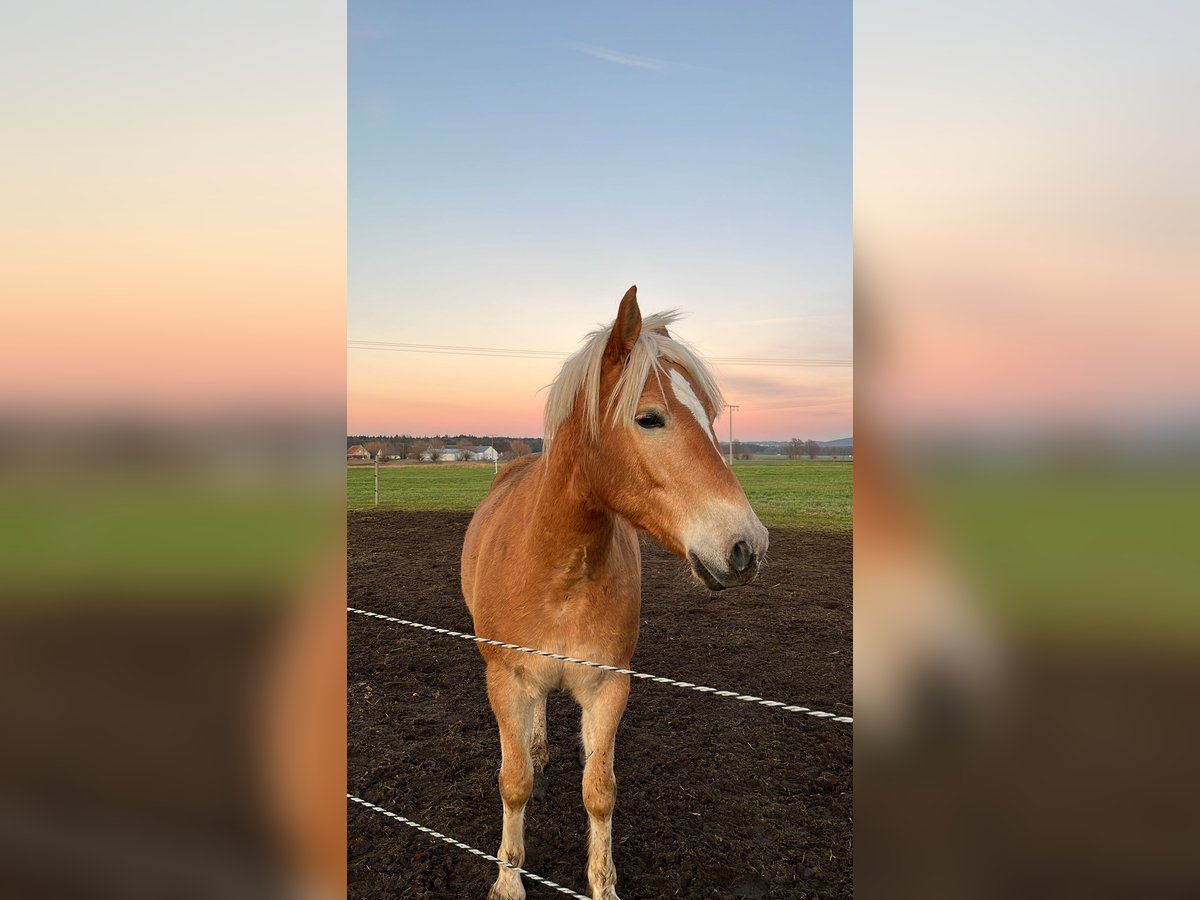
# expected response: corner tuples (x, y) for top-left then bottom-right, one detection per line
(348, 510), (852, 899)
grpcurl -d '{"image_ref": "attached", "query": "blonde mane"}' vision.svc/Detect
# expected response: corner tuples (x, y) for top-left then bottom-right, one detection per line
(543, 311), (725, 456)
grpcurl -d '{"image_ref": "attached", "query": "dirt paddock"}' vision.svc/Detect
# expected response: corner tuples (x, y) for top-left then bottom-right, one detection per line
(348, 510), (852, 899)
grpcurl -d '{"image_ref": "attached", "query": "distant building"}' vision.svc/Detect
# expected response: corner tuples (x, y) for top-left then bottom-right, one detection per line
(418, 445), (499, 462)
(347, 444), (371, 460)
(420, 448), (468, 462)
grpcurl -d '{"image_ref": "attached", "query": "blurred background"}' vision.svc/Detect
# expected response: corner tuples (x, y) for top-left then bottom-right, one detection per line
(3, 1), (1197, 898)
(855, 2), (1200, 897)
(0, 2), (345, 897)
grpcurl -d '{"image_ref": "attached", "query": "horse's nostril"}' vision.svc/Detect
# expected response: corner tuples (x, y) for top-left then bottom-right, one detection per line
(729, 540), (753, 573)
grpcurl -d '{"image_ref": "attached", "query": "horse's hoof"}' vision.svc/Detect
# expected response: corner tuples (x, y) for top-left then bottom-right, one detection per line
(531, 768), (547, 802)
(486, 883), (525, 900)
(582, 871), (621, 898)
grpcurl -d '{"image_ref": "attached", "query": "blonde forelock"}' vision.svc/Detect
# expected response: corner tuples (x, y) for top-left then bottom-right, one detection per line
(543, 311), (725, 456)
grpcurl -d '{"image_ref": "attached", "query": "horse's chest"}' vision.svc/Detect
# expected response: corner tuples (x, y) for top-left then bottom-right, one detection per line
(541, 581), (639, 656)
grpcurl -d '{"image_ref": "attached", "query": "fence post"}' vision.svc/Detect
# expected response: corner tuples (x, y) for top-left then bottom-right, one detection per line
(374, 452), (379, 506)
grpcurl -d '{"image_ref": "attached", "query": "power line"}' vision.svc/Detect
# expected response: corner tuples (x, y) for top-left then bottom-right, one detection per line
(348, 339), (851, 368)
(348, 340), (564, 360)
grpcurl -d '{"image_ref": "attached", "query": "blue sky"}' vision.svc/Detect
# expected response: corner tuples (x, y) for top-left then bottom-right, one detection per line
(348, 1), (851, 440)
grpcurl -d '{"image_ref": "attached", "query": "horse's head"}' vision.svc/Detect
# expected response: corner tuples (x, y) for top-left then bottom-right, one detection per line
(547, 285), (769, 590)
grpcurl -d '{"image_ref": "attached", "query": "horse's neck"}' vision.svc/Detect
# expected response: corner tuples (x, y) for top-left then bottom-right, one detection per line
(529, 448), (618, 562)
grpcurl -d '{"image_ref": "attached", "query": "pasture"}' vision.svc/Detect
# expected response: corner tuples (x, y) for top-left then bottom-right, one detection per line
(347, 458), (852, 531)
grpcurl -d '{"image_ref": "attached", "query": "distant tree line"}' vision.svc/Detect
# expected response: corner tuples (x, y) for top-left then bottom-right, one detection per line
(348, 434), (543, 461)
(352, 434), (849, 462)
(786, 439), (822, 460)
(716, 440), (852, 459)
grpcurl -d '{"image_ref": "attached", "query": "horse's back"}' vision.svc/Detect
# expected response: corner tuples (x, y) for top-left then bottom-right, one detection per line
(461, 454), (541, 613)
(488, 451), (540, 492)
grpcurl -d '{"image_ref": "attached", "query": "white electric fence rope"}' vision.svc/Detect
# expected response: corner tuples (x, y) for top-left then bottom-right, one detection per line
(347, 794), (590, 900)
(348, 606), (853, 724)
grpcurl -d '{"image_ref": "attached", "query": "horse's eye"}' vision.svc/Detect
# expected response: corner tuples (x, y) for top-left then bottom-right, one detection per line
(635, 412), (665, 429)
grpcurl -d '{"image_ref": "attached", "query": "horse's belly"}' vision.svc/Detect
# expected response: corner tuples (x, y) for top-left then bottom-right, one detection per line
(480, 591), (639, 696)
(504, 649), (630, 701)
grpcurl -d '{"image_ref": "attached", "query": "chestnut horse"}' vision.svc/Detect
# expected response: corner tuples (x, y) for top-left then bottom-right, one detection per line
(461, 286), (768, 900)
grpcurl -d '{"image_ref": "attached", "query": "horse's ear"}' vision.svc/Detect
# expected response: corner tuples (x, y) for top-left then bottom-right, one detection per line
(605, 285), (642, 363)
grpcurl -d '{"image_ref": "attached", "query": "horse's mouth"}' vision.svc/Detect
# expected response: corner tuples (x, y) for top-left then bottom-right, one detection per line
(688, 553), (729, 591)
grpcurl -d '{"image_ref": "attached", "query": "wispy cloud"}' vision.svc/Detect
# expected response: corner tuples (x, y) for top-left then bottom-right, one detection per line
(564, 42), (672, 70)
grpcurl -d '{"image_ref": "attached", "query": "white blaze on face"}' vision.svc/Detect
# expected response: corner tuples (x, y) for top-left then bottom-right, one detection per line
(668, 369), (727, 463)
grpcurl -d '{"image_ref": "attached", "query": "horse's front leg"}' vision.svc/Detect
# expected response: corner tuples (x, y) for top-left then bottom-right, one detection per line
(486, 666), (540, 900)
(579, 674), (630, 900)
(530, 695), (549, 801)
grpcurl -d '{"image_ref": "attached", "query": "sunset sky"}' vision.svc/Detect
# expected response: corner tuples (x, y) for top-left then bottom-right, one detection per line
(347, 1), (851, 441)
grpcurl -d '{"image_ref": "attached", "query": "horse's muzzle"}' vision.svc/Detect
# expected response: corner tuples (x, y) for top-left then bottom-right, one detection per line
(689, 543), (759, 591)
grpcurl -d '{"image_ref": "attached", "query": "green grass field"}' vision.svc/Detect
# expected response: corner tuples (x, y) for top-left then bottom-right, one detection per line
(1, 476), (336, 599)
(347, 459), (852, 531)
(918, 464), (1200, 639)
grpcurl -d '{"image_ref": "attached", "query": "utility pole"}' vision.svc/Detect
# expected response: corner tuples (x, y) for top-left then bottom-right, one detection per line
(726, 404), (740, 466)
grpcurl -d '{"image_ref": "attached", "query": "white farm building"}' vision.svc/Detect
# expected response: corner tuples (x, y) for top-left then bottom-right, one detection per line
(420, 445), (499, 462)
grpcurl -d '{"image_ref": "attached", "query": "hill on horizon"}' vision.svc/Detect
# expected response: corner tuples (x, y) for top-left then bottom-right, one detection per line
(746, 437), (853, 447)
(348, 434), (852, 449)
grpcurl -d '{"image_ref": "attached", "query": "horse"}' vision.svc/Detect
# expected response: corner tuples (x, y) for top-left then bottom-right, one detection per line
(461, 285), (769, 900)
